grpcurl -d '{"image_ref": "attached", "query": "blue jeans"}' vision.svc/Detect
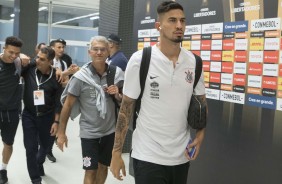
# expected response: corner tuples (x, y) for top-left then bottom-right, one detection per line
(22, 109), (54, 182)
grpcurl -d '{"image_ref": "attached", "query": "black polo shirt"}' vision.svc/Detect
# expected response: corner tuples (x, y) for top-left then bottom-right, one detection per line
(22, 65), (63, 116)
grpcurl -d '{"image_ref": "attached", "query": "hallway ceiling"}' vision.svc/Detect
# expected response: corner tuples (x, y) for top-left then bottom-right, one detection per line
(0, 0), (99, 26)
(0, 0), (99, 15)
(41, 0), (100, 10)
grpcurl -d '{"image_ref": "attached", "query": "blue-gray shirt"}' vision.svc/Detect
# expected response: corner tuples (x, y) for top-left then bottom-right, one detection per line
(67, 64), (124, 138)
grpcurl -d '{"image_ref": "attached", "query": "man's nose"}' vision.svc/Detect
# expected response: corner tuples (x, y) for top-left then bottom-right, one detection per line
(176, 20), (183, 29)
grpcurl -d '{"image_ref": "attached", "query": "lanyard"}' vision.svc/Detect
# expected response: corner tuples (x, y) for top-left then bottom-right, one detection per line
(35, 68), (53, 90)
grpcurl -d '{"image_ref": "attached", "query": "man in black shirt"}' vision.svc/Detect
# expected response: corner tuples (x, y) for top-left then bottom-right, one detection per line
(0, 36), (30, 184)
(21, 47), (63, 184)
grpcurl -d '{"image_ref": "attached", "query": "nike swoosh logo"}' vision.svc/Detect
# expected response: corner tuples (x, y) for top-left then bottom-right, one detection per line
(150, 76), (158, 79)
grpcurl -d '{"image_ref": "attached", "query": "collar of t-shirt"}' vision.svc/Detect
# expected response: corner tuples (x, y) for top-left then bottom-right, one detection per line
(108, 51), (121, 60)
(88, 63), (109, 78)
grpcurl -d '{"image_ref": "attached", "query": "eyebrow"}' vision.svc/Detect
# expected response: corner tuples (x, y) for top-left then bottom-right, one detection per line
(168, 17), (186, 20)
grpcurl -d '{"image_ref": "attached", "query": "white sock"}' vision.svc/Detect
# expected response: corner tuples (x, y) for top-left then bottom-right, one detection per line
(0, 163), (7, 170)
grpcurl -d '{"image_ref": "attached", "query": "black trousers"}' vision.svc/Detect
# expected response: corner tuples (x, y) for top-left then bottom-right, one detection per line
(22, 110), (54, 182)
(133, 158), (190, 184)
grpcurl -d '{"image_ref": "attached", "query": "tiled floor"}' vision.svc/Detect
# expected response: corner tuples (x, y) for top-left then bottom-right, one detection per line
(1, 116), (134, 184)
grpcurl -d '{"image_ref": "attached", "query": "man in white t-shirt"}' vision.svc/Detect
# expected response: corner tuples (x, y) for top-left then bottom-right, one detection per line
(110, 1), (207, 184)
(46, 38), (69, 163)
(50, 39), (68, 69)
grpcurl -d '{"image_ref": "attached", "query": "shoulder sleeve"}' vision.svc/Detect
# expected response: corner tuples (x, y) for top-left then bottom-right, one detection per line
(67, 77), (83, 97)
(123, 50), (143, 99)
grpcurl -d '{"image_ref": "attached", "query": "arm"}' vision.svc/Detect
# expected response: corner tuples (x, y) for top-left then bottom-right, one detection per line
(55, 68), (63, 82)
(61, 75), (69, 88)
(20, 53), (31, 67)
(63, 64), (80, 76)
(106, 85), (123, 102)
(110, 95), (136, 180)
(56, 94), (77, 152)
(51, 85), (63, 136)
(50, 113), (60, 136)
(185, 94), (208, 160)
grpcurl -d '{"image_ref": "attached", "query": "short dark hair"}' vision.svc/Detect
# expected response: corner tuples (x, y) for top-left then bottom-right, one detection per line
(50, 38), (66, 46)
(5, 36), (23, 48)
(40, 46), (55, 61)
(157, 1), (183, 15)
(37, 42), (46, 50)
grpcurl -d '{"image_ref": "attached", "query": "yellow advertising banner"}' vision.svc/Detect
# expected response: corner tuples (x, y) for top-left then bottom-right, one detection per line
(137, 42), (144, 50)
(249, 38), (264, 51)
(182, 41), (191, 50)
(278, 77), (282, 91)
(204, 72), (210, 82)
(222, 51), (234, 62)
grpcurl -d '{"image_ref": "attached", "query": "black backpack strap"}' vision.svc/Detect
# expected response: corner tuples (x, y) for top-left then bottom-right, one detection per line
(59, 59), (65, 71)
(133, 46), (152, 129)
(107, 65), (116, 86)
(107, 65), (118, 120)
(192, 53), (203, 90)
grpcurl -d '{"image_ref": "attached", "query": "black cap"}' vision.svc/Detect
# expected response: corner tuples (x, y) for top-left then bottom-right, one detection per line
(108, 34), (122, 44)
(50, 38), (66, 46)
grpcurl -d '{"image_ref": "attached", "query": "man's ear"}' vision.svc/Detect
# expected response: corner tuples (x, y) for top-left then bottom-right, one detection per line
(155, 22), (161, 30)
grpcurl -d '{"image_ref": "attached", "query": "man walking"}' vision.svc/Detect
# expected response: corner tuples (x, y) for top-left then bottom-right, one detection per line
(57, 36), (124, 184)
(0, 36), (29, 184)
(110, 1), (207, 184)
(21, 47), (63, 184)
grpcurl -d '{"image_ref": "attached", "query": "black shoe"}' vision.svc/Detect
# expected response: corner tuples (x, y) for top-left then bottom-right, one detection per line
(38, 165), (45, 176)
(32, 181), (42, 184)
(46, 152), (56, 162)
(0, 170), (8, 184)
(32, 182), (42, 184)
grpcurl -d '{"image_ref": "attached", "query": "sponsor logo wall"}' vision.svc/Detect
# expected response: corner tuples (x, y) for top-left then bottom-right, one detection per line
(134, 1), (282, 111)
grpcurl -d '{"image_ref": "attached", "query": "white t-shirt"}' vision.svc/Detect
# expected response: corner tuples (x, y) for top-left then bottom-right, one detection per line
(123, 45), (205, 166)
(53, 58), (67, 71)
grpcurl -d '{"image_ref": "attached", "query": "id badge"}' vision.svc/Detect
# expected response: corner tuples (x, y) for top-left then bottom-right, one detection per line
(33, 90), (45, 105)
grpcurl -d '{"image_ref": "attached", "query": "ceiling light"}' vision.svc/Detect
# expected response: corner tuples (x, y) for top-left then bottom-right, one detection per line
(52, 13), (99, 25)
(10, 13), (15, 17)
(38, 7), (48, 11)
(90, 16), (99, 20)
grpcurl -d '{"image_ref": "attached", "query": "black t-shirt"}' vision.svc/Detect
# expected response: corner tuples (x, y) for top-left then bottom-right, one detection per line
(61, 53), (72, 68)
(0, 59), (21, 110)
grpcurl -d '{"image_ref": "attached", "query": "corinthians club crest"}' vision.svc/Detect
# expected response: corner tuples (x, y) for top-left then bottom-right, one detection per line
(185, 70), (193, 83)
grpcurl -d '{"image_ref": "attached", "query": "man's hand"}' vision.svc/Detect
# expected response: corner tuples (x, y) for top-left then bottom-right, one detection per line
(61, 77), (69, 88)
(67, 64), (80, 75)
(56, 133), (68, 152)
(105, 85), (119, 95)
(55, 68), (63, 82)
(50, 123), (58, 136)
(110, 151), (126, 180)
(20, 53), (30, 66)
(184, 128), (205, 160)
